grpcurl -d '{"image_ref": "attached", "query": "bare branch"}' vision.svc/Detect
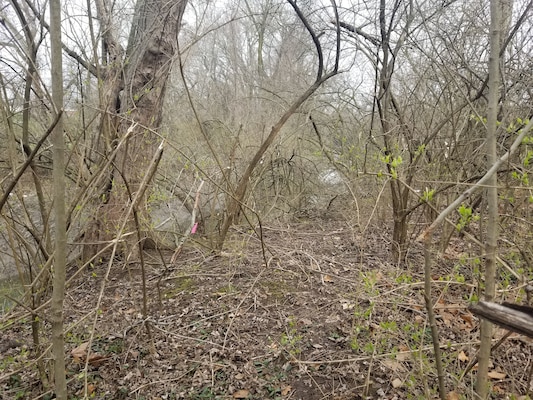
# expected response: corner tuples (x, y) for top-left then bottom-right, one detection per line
(0, 111), (63, 213)
(22, 0), (98, 76)
(286, 0), (324, 81)
(338, 21), (379, 46)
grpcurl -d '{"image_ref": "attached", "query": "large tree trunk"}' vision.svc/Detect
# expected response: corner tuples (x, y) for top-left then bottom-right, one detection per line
(85, 0), (188, 260)
(116, 0), (187, 205)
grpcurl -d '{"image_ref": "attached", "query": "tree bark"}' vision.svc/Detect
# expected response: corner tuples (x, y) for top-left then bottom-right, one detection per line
(470, 301), (533, 338)
(86, 0), (188, 258)
(50, 0), (67, 397)
(118, 0), (187, 188)
(476, 0), (502, 397)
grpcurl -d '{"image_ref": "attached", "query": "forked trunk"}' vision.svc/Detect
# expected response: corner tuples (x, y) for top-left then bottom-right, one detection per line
(84, 0), (188, 261)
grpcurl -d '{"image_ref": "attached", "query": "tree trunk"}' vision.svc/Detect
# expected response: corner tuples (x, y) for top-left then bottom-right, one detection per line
(49, 0), (67, 397)
(376, 0), (412, 265)
(476, 0), (502, 397)
(119, 0), (187, 188)
(86, 0), (188, 259)
(392, 210), (408, 263)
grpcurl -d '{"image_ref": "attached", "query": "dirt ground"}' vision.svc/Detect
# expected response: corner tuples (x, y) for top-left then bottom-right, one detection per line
(1, 218), (532, 399)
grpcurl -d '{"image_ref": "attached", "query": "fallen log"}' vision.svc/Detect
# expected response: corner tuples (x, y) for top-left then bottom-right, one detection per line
(469, 301), (533, 338)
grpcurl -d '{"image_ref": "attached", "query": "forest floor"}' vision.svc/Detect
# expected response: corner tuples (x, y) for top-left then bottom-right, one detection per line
(1, 216), (532, 399)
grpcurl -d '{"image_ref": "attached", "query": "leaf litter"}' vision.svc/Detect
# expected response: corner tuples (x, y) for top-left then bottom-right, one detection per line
(0, 219), (532, 399)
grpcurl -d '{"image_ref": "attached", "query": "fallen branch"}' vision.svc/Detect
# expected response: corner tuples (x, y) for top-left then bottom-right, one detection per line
(469, 301), (533, 338)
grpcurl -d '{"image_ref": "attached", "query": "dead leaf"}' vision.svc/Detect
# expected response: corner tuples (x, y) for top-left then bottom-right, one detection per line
(398, 344), (409, 352)
(71, 342), (89, 360)
(447, 304), (461, 315)
(382, 359), (406, 372)
(493, 385), (505, 394)
(342, 302), (354, 310)
(441, 311), (454, 327)
(124, 371), (134, 381)
(396, 351), (411, 362)
(447, 391), (460, 400)
(281, 385), (292, 396)
(458, 350), (469, 362)
(460, 312), (473, 323)
(325, 314), (340, 324)
(87, 384), (96, 395)
(233, 389), (250, 398)
(87, 353), (108, 367)
(487, 370), (506, 380)
(460, 312), (474, 328)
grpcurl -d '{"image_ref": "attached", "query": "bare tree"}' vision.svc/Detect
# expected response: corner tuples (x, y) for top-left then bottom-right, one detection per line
(213, 0), (341, 248)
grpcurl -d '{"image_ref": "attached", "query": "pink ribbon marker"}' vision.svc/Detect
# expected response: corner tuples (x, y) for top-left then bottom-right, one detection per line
(191, 222), (198, 234)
